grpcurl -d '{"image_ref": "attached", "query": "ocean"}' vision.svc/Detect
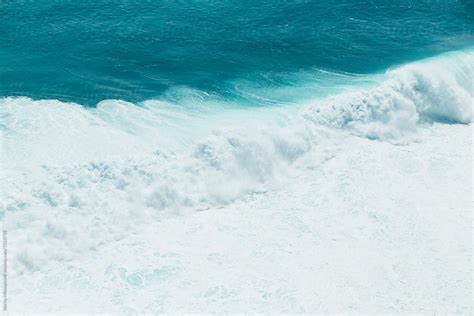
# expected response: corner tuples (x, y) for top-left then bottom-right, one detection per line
(1, 0), (473, 313)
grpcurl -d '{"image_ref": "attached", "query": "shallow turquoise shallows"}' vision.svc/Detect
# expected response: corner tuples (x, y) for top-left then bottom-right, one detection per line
(1, 0), (473, 106)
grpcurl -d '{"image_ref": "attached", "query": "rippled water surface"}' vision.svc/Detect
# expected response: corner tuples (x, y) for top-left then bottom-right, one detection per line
(1, 0), (472, 105)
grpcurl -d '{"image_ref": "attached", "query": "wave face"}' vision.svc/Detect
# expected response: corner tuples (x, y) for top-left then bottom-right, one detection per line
(1, 0), (473, 105)
(303, 50), (474, 139)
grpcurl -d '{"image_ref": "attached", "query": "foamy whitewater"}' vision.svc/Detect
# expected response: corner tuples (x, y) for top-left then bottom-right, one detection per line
(1, 47), (472, 312)
(1, 0), (474, 312)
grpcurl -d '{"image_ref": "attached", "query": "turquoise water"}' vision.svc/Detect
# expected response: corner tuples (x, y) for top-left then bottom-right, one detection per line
(1, 0), (472, 106)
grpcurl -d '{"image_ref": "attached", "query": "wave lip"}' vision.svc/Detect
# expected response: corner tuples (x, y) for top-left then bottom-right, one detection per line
(302, 50), (473, 140)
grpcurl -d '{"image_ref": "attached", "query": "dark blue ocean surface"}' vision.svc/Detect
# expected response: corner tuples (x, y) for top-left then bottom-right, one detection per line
(1, 0), (472, 106)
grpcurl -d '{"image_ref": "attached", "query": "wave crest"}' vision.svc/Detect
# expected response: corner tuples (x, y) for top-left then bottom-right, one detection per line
(302, 50), (473, 140)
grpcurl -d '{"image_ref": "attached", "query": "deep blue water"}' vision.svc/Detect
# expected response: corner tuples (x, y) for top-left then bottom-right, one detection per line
(1, 0), (472, 106)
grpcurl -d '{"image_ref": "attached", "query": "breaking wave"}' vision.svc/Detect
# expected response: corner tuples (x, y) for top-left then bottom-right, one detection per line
(1, 49), (472, 274)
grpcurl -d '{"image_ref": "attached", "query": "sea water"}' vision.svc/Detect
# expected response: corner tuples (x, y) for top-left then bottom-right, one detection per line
(0, 0), (473, 313)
